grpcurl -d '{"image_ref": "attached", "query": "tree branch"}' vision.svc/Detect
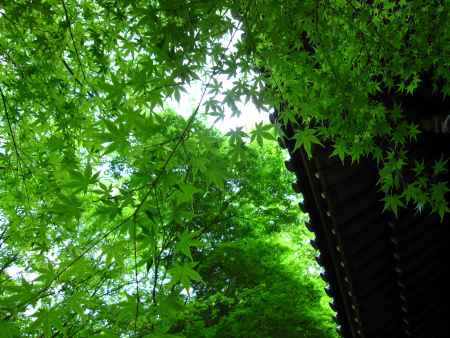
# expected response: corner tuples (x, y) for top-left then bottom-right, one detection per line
(61, 0), (87, 81)
(0, 84), (21, 166)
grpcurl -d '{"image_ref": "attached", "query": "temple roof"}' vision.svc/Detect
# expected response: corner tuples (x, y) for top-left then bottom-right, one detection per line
(272, 84), (450, 338)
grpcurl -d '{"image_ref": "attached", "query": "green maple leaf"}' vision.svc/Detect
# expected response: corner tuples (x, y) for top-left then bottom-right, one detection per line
(226, 127), (248, 147)
(383, 194), (404, 217)
(292, 128), (323, 158)
(414, 160), (425, 176)
(430, 182), (450, 221)
(331, 141), (347, 163)
(372, 147), (384, 165)
(402, 182), (424, 205)
(250, 122), (275, 146)
(168, 262), (202, 290)
(205, 161), (226, 188)
(408, 123), (421, 141)
(175, 183), (200, 204)
(175, 230), (202, 261)
(433, 157), (448, 176)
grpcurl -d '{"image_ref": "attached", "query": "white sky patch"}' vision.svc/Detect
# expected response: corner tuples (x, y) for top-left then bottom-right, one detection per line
(167, 77), (269, 133)
(5, 265), (39, 283)
(166, 25), (270, 133)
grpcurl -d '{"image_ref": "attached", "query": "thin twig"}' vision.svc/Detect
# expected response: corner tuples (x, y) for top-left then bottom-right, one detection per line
(61, 0), (87, 81)
(151, 187), (165, 304)
(133, 220), (139, 334)
(0, 83), (33, 208)
(0, 84), (21, 165)
(133, 27), (240, 217)
(61, 57), (78, 81)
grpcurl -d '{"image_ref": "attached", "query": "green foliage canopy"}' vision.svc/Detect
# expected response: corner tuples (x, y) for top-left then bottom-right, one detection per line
(0, 107), (336, 336)
(1, 0), (449, 336)
(1, 0), (449, 217)
(234, 0), (450, 218)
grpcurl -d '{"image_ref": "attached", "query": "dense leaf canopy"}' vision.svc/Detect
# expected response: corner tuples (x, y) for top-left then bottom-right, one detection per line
(0, 0), (449, 336)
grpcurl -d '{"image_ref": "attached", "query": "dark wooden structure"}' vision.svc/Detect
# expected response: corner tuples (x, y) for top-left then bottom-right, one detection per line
(273, 80), (450, 338)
